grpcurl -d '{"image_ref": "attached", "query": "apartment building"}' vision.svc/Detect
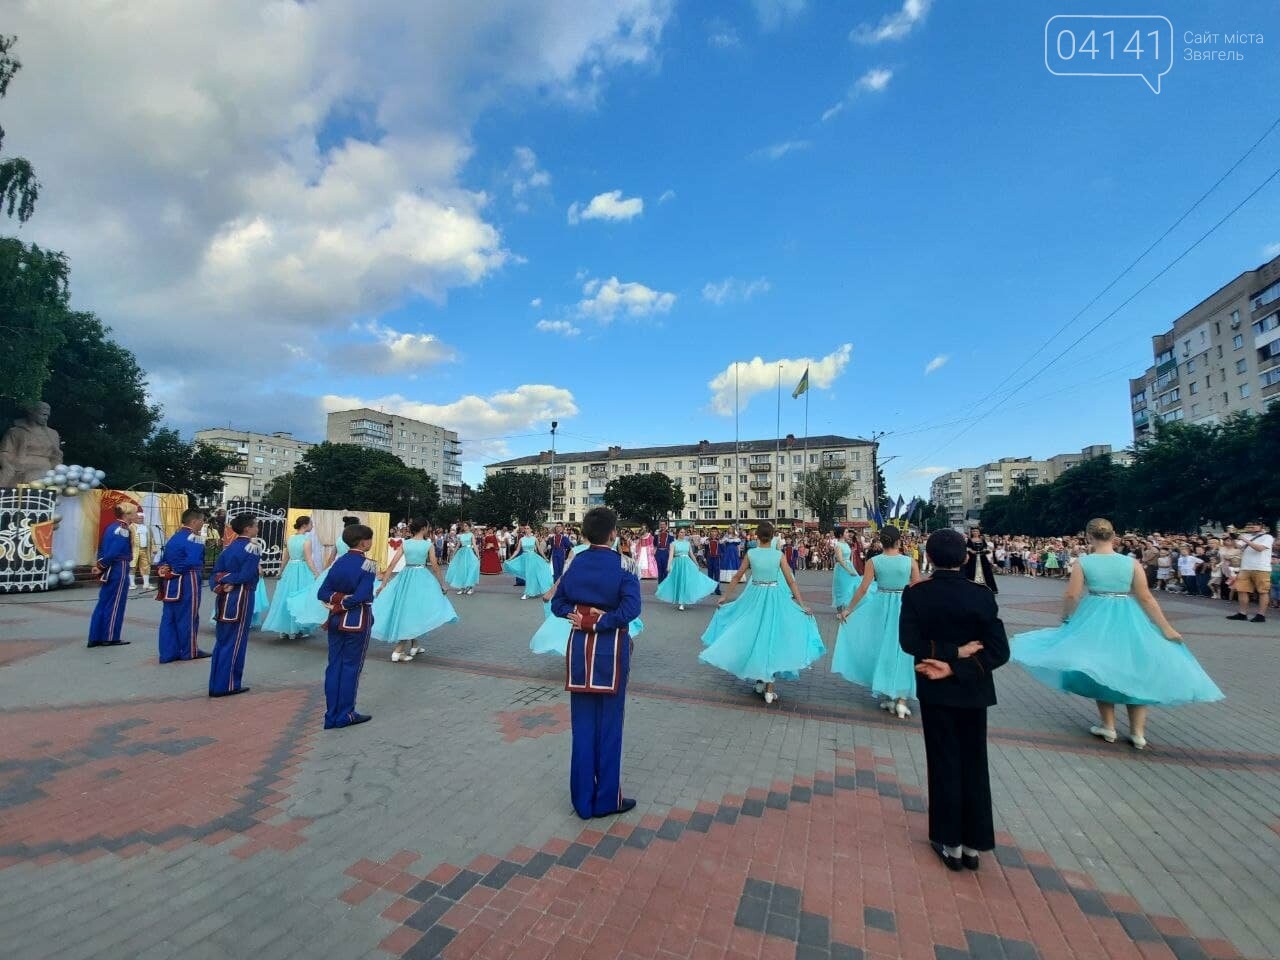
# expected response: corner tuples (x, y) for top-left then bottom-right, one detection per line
(1130, 252), (1280, 440)
(485, 433), (877, 527)
(929, 444), (1131, 526)
(326, 407), (463, 503)
(194, 428), (316, 501)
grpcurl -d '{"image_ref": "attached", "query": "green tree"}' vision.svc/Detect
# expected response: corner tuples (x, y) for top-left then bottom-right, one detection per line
(354, 463), (439, 520)
(1124, 421), (1217, 532)
(467, 471), (552, 528)
(273, 442), (441, 516)
(431, 502), (464, 528)
(873, 463), (890, 516)
(916, 499), (951, 531)
(1046, 455), (1127, 534)
(262, 471), (294, 510)
(604, 472), (685, 529)
(794, 470), (854, 533)
(0, 36), (40, 223)
(118, 428), (238, 501)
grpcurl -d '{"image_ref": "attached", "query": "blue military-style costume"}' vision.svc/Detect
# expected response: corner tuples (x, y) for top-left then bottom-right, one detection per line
(551, 546), (642, 819)
(208, 536), (261, 695)
(653, 528), (673, 582)
(87, 520), (134, 647)
(548, 532), (573, 580)
(156, 528), (208, 662)
(317, 550), (377, 729)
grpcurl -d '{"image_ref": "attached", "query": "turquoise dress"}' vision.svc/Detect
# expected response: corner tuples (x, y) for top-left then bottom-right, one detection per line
(530, 545), (644, 654)
(502, 535), (554, 596)
(1013, 554), (1223, 706)
(832, 541), (862, 608)
(699, 546), (824, 682)
(372, 539), (459, 643)
(445, 532), (480, 589)
(288, 537), (349, 629)
(261, 533), (318, 636)
(830, 554), (915, 700)
(655, 540), (718, 606)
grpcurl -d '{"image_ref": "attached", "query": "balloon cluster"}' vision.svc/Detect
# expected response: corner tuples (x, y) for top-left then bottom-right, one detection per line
(26, 465), (107, 496)
(45, 558), (76, 589)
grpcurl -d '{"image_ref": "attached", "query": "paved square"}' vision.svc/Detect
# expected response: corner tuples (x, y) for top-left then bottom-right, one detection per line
(2, 572), (1277, 959)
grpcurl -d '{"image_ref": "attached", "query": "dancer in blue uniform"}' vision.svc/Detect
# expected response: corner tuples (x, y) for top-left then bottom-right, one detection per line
(262, 515), (322, 639)
(832, 528), (862, 609)
(374, 519), (458, 662)
(655, 528), (719, 610)
(156, 508), (209, 662)
(503, 527), (554, 599)
(87, 503), (138, 647)
(700, 522), (823, 705)
(444, 522), (481, 595)
(547, 523), (573, 580)
(317, 524), (377, 728)
(208, 514), (262, 697)
(831, 525), (921, 719)
(531, 543), (644, 655)
(553, 507), (642, 819)
(1013, 518), (1223, 750)
(653, 521), (673, 582)
(719, 529), (742, 584)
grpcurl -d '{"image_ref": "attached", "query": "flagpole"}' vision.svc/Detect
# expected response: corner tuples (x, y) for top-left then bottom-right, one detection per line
(734, 362), (740, 530)
(775, 364), (781, 524)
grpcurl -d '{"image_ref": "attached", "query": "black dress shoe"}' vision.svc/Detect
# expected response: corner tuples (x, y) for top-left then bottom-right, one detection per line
(1251, 615), (1267, 623)
(962, 853), (980, 871)
(194, 651), (211, 659)
(348, 713), (372, 726)
(1226, 613), (1247, 621)
(105, 640), (131, 646)
(931, 842), (963, 872)
(209, 686), (250, 698)
(597, 798), (637, 818)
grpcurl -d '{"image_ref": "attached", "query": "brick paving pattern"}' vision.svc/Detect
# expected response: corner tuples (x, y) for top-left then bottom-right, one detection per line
(1, 571), (1277, 959)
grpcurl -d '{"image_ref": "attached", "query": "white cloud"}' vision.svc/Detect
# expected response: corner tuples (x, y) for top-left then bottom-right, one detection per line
(707, 20), (740, 47)
(853, 0), (932, 43)
(707, 344), (852, 416)
(567, 189), (644, 224)
(753, 0), (806, 29)
(908, 466), (951, 477)
(821, 67), (893, 122)
(530, 297), (542, 308)
(577, 276), (676, 322)
(536, 319), (581, 337)
(702, 277), (771, 305)
(323, 384), (579, 462)
(1263, 241), (1280, 260)
(753, 139), (811, 161)
(657, 189), (676, 204)
(338, 323), (459, 373)
(924, 354), (948, 375)
(2, 1), (673, 430)
(510, 146), (552, 206)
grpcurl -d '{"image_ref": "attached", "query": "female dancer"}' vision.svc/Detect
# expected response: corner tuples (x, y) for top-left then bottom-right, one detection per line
(503, 525), (554, 599)
(444, 521), (481, 595)
(655, 528), (718, 610)
(962, 527), (998, 593)
(831, 525), (922, 719)
(479, 526), (502, 576)
(373, 519), (459, 662)
(530, 542), (644, 655)
(87, 503), (137, 647)
(1012, 518), (1223, 749)
(832, 528), (862, 610)
(262, 515), (322, 639)
(699, 522), (823, 705)
(719, 528), (742, 584)
(634, 525), (658, 580)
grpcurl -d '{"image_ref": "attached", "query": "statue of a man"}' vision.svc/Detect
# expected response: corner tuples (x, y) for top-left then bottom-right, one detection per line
(0, 401), (64, 487)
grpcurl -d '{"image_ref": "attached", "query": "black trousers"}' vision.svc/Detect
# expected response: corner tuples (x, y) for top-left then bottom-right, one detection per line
(919, 702), (994, 851)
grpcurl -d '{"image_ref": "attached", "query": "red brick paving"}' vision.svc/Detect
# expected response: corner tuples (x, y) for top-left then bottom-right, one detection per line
(491, 703), (572, 743)
(0, 638), (59, 667)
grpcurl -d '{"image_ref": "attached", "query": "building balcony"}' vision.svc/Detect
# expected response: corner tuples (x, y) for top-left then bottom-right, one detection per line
(587, 480), (607, 494)
(748, 478), (772, 490)
(551, 481), (566, 494)
(698, 479), (719, 491)
(552, 498), (566, 510)
(750, 496), (773, 508)
(697, 463), (720, 474)
(748, 462), (771, 473)
(548, 465), (566, 478)
(1263, 380), (1280, 399)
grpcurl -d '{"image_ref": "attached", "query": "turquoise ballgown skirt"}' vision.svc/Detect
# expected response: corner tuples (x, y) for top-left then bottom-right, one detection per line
(502, 553), (554, 596)
(529, 601), (644, 655)
(830, 589), (915, 700)
(699, 583), (824, 681)
(655, 555), (718, 606)
(444, 549), (480, 589)
(287, 572), (330, 630)
(260, 560), (317, 636)
(372, 567), (459, 643)
(1013, 594), (1224, 706)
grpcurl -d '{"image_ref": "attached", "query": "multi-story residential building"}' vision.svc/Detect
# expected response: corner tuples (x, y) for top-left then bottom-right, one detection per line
(1130, 252), (1280, 440)
(326, 407), (463, 503)
(194, 428), (316, 501)
(485, 434), (877, 527)
(929, 445), (1131, 526)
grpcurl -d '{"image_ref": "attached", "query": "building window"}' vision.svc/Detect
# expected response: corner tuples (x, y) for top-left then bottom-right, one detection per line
(569, 466), (576, 474)
(656, 462), (667, 471)
(723, 511), (733, 520)
(1236, 358), (1248, 374)
(624, 463), (632, 472)
(1189, 381), (1198, 395)
(1252, 282), (1280, 312)
(1240, 383), (1251, 398)
(792, 455), (802, 465)
(569, 513), (576, 522)
(1190, 403), (1200, 416)
(738, 474), (747, 484)
(808, 453), (818, 464)
(638, 463), (650, 471)
(1260, 368), (1280, 388)
(723, 493), (732, 502)
(723, 457), (732, 467)
(1233, 334), (1244, 349)
(253, 456), (264, 464)
(1186, 358), (1196, 374)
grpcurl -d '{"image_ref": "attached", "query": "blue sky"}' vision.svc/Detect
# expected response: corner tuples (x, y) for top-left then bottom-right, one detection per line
(8, 0), (1280, 497)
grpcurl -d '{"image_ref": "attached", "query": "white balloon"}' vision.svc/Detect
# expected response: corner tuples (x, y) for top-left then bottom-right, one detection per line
(46, 574), (60, 588)
(68, 464), (81, 472)
(90, 477), (103, 488)
(64, 486), (78, 496)
(94, 469), (106, 480)
(58, 569), (74, 583)
(48, 560), (62, 574)
(77, 482), (90, 491)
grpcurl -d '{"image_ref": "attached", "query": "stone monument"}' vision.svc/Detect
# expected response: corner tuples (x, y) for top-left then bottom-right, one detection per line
(0, 401), (65, 487)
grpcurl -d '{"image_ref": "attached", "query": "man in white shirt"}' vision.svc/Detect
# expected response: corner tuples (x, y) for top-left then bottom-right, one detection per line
(1175, 551), (1201, 595)
(1227, 520), (1274, 623)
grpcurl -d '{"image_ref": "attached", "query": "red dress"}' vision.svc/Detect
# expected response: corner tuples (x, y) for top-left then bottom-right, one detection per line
(480, 533), (502, 575)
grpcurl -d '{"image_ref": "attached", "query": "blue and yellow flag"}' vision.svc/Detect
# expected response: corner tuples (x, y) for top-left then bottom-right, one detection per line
(791, 366), (809, 399)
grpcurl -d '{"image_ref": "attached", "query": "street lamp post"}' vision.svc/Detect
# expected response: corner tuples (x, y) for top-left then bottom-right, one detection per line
(549, 420), (558, 523)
